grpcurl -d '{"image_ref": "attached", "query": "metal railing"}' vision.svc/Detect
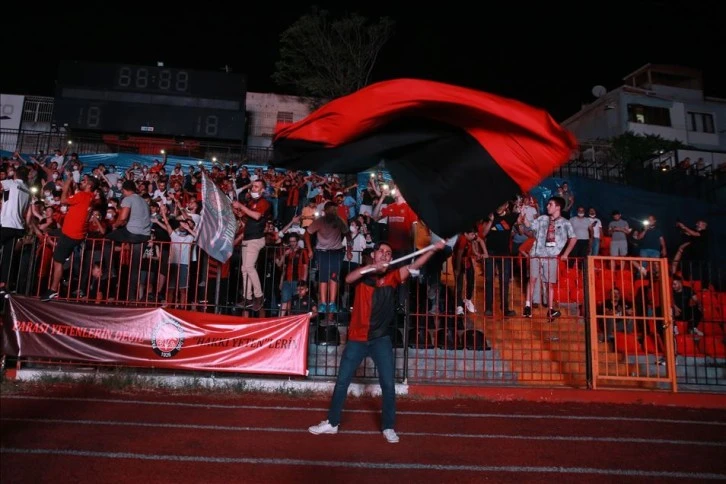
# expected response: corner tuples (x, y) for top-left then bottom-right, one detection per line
(1, 234), (724, 390)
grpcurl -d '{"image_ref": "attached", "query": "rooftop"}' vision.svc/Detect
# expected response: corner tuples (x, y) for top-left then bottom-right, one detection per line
(623, 63), (703, 91)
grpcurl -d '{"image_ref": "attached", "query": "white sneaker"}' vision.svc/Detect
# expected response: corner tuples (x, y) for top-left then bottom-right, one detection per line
(309, 420), (338, 435)
(464, 299), (476, 313)
(383, 429), (399, 443)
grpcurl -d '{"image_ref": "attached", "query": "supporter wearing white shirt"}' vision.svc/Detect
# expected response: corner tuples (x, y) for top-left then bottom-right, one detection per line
(152, 179), (170, 207)
(279, 215), (306, 249)
(104, 166), (119, 187)
(588, 208), (603, 255)
(0, 166), (32, 292)
(168, 220), (196, 304)
(343, 220), (374, 265)
(569, 207), (592, 261)
(71, 165), (81, 184)
(520, 204), (538, 225)
(50, 149), (65, 167)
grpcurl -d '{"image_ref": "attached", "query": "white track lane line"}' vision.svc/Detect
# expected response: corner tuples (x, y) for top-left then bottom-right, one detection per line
(3, 395), (724, 426)
(1, 447), (725, 480)
(2, 417), (724, 447)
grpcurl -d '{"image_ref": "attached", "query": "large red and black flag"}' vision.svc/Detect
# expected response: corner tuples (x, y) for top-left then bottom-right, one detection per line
(272, 79), (578, 238)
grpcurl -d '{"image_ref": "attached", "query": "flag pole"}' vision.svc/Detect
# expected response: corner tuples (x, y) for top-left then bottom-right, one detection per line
(360, 244), (437, 275)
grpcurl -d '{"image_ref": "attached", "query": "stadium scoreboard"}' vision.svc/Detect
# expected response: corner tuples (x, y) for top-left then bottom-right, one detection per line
(53, 61), (247, 140)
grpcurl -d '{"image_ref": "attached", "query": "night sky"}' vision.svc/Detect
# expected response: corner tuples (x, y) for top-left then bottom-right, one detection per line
(6, 2), (724, 122)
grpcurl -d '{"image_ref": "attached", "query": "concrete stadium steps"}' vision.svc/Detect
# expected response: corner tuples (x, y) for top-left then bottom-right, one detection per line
(438, 271), (672, 386)
(463, 308), (588, 385)
(625, 354), (726, 387)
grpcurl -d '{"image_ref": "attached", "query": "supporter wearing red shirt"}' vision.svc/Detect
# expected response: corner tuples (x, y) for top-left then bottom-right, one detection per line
(377, 191), (418, 255)
(148, 153), (167, 175)
(374, 189), (419, 310)
(308, 239), (446, 443)
(275, 233), (309, 316)
(41, 175), (98, 301)
(453, 229), (483, 314)
(335, 192), (349, 222)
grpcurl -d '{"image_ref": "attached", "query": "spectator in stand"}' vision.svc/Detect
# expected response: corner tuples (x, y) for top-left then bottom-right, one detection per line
(453, 228), (485, 315)
(560, 182), (575, 219)
(481, 200), (518, 316)
(520, 196), (577, 320)
(373, 187), (418, 311)
(305, 201), (350, 320)
(672, 219), (710, 287)
(232, 179), (271, 312)
(632, 215), (666, 277)
(588, 208), (603, 256)
(40, 173), (98, 301)
(106, 180), (152, 301)
(607, 210), (631, 269)
(671, 275), (703, 337)
(275, 232), (309, 316)
(569, 206), (591, 268)
(0, 166), (31, 294)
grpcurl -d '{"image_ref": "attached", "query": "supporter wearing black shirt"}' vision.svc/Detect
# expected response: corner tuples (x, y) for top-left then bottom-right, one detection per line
(674, 220), (710, 287)
(232, 180), (271, 311)
(289, 284), (317, 316)
(671, 275), (703, 336)
(481, 201), (519, 316)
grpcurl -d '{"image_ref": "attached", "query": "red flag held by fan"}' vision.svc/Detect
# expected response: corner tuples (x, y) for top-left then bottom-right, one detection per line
(272, 78), (577, 238)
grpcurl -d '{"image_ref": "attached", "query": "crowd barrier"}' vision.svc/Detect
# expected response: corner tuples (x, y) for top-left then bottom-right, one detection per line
(1, 235), (724, 391)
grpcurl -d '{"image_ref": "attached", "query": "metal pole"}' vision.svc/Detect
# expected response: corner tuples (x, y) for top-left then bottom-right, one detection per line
(583, 256), (594, 389)
(214, 269), (222, 314)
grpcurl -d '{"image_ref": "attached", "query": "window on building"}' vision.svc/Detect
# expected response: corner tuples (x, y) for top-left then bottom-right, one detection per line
(627, 104), (671, 127)
(22, 96), (54, 123)
(276, 111), (294, 124)
(687, 112), (715, 134)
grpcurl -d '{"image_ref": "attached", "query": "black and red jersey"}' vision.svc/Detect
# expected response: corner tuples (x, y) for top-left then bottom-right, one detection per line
(280, 247), (309, 282)
(348, 270), (402, 342)
(243, 197), (271, 241)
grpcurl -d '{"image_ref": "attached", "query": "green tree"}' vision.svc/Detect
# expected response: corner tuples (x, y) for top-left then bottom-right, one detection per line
(609, 131), (686, 170)
(272, 8), (395, 104)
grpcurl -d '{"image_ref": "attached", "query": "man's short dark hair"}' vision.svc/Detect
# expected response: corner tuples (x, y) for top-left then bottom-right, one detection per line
(284, 233), (299, 243)
(86, 176), (100, 192)
(122, 180), (137, 193)
(15, 166), (29, 183)
(373, 242), (392, 252)
(548, 196), (566, 211)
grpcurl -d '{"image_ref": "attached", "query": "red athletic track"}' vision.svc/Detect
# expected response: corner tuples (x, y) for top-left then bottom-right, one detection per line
(2, 384), (725, 483)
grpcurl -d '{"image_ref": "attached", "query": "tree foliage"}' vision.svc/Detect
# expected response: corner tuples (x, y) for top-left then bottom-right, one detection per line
(609, 131), (686, 169)
(272, 8), (395, 103)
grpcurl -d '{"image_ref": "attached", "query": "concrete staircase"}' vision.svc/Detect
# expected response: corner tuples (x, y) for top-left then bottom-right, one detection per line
(436, 271), (638, 387)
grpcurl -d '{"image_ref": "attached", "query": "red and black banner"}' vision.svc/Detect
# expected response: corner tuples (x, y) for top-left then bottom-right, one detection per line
(273, 78), (578, 238)
(2, 296), (310, 376)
